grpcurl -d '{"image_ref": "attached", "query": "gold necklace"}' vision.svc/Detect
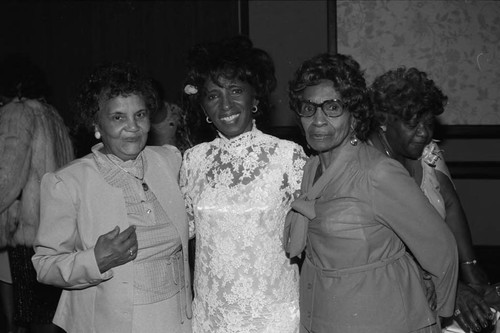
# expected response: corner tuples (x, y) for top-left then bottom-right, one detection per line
(105, 154), (149, 192)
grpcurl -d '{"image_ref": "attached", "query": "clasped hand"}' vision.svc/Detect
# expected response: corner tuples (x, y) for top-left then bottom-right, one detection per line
(94, 225), (138, 274)
(483, 283), (500, 311)
(454, 281), (495, 332)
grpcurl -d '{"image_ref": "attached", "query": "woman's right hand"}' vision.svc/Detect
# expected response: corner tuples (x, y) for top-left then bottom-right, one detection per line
(483, 283), (500, 312)
(94, 225), (138, 273)
(454, 281), (494, 332)
(422, 272), (437, 311)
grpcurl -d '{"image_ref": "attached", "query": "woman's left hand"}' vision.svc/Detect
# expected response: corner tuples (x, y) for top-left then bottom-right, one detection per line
(454, 281), (493, 332)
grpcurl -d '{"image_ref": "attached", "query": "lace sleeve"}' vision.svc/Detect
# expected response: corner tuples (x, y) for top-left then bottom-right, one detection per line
(280, 142), (307, 204)
(289, 144), (307, 199)
(431, 143), (454, 188)
(180, 149), (195, 239)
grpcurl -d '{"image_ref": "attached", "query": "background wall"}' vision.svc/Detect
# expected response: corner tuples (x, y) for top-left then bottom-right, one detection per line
(1, 0), (498, 245)
(438, 136), (500, 245)
(249, 0), (328, 127)
(336, 0), (500, 245)
(337, 0), (500, 125)
(0, 0), (243, 156)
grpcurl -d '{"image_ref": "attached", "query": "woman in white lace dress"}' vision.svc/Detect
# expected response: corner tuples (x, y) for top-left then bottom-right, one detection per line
(180, 36), (307, 333)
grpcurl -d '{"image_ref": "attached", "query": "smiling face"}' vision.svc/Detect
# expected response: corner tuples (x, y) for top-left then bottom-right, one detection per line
(95, 94), (150, 161)
(300, 80), (352, 154)
(385, 111), (435, 160)
(201, 77), (257, 139)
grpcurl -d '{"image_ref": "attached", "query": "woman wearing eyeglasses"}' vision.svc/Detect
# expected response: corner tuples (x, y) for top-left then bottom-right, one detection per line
(285, 53), (458, 333)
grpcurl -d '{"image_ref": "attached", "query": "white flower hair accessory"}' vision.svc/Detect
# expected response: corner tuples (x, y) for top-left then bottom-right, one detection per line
(420, 140), (442, 167)
(184, 84), (198, 95)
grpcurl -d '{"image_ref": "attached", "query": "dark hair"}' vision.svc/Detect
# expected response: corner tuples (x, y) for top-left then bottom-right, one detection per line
(182, 35), (277, 144)
(370, 67), (447, 126)
(288, 53), (372, 141)
(75, 62), (159, 131)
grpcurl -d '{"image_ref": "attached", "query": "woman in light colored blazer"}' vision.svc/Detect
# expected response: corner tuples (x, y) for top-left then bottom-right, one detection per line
(32, 63), (192, 333)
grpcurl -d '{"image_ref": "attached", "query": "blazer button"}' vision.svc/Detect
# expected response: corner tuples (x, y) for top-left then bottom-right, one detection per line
(307, 283), (312, 290)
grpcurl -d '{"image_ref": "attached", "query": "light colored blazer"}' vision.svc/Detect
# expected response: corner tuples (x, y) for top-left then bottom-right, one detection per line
(32, 145), (192, 333)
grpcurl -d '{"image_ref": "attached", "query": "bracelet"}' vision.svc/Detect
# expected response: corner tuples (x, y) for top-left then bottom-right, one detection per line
(460, 259), (478, 265)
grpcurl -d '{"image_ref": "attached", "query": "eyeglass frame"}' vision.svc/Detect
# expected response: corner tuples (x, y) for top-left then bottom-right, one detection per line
(295, 98), (345, 118)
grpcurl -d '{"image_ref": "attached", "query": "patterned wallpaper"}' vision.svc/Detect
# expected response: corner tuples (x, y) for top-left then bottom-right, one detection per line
(337, 0), (500, 125)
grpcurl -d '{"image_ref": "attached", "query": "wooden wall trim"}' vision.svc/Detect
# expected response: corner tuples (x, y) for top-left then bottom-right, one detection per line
(436, 125), (500, 179)
(447, 162), (500, 179)
(327, 0), (337, 54)
(267, 125), (500, 179)
(436, 125), (500, 139)
(269, 125), (500, 141)
(271, 125), (500, 140)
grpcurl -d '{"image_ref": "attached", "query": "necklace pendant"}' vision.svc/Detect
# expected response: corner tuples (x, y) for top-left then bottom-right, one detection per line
(142, 182), (149, 191)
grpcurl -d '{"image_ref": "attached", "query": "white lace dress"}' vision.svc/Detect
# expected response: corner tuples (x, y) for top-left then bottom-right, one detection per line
(180, 126), (306, 333)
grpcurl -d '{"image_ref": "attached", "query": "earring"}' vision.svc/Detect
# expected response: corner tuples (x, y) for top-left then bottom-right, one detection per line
(380, 125), (387, 132)
(251, 105), (258, 113)
(94, 131), (101, 140)
(350, 133), (359, 146)
(350, 122), (358, 146)
(206, 116), (212, 124)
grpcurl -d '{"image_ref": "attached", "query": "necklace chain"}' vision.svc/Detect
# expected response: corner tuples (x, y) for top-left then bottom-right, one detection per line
(105, 154), (149, 191)
(377, 130), (392, 158)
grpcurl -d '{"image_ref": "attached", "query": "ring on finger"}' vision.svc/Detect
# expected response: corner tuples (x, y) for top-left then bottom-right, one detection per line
(454, 309), (461, 316)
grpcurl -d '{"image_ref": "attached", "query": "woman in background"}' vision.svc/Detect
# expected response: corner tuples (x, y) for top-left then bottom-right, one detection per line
(32, 62), (192, 333)
(149, 101), (192, 153)
(286, 53), (458, 333)
(369, 66), (497, 332)
(181, 36), (306, 332)
(0, 56), (73, 333)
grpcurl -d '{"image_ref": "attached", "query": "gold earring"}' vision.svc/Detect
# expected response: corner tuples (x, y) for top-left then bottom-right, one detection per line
(350, 122), (358, 146)
(350, 133), (358, 146)
(94, 131), (101, 140)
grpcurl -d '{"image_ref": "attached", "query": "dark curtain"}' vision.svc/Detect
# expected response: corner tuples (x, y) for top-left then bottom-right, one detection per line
(0, 0), (244, 156)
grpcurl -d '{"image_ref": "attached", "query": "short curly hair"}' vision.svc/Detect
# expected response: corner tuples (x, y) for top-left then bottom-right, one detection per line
(182, 35), (277, 144)
(370, 67), (448, 126)
(288, 53), (372, 141)
(75, 62), (159, 131)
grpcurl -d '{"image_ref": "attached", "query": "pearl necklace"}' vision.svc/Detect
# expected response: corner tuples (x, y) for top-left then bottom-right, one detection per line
(105, 153), (149, 192)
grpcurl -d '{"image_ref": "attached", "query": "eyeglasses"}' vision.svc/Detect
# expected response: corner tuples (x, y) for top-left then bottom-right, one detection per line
(297, 99), (345, 118)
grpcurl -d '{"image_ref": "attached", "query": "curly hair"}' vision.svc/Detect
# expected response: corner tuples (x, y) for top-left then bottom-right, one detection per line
(288, 53), (372, 141)
(182, 35), (277, 144)
(370, 67), (448, 126)
(75, 62), (159, 132)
